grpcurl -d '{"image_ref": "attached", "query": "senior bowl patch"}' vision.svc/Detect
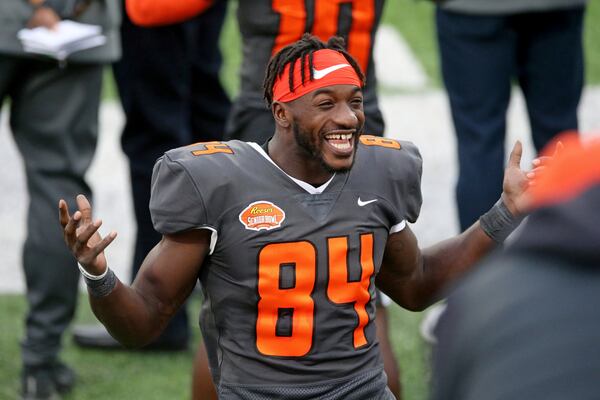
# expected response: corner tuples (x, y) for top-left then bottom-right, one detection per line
(239, 201), (286, 231)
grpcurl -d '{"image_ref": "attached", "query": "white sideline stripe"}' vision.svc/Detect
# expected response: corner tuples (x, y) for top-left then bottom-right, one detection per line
(374, 25), (428, 90)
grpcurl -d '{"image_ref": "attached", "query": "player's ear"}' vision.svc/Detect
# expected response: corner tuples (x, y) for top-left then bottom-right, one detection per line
(272, 102), (291, 129)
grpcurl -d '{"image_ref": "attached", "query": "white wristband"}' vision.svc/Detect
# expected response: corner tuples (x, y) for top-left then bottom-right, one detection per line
(78, 263), (108, 281)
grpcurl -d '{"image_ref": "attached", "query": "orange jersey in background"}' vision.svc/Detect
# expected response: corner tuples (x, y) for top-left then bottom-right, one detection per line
(126, 0), (215, 26)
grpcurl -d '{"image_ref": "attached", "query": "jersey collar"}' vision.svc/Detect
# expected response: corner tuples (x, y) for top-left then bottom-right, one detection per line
(248, 142), (335, 195)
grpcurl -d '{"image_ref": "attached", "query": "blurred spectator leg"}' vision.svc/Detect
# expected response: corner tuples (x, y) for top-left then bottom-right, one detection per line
(436, 9), (512, 231)
(3, 57), (102, 397)
(516, 7), (584, 151)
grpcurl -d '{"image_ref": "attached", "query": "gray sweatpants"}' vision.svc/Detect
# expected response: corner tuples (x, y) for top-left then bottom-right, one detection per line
(0, 55), (103, 367)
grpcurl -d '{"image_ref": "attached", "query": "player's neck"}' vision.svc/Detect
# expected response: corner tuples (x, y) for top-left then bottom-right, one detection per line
(268, 136), (334, 187)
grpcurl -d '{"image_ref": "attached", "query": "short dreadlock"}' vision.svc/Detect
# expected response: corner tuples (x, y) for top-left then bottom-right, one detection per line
(263, 33), (366, 107)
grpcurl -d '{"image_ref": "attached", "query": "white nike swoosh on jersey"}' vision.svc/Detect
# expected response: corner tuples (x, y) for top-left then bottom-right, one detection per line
(357, 198), (378, 207)
(313, 64), (351, 79)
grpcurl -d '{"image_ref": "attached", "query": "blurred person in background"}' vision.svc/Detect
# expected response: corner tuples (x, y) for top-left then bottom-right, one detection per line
(435, 0), (588, 231)
(432, 133), (600, 400)
(72, 0), (231, 355)
(0, 0), (120, 399)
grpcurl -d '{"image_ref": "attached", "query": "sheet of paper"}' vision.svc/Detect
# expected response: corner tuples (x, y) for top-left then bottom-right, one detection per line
(17, 20), (105, 60)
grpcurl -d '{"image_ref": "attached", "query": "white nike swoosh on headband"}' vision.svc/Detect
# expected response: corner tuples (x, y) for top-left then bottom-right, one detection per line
(313, 64), (351, 79)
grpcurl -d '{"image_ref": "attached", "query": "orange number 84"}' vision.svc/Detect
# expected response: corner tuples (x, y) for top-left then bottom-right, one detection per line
(190, 141), (233, 156)
(256, 234), (375, 357)
(360, 135), (402, 150)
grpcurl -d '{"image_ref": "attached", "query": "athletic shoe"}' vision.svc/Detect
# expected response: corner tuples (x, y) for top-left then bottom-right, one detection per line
(50, 361), (75, 394)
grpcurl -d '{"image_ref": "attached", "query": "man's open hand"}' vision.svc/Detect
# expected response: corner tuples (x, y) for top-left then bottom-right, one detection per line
(27, 6), (60, 30)
(502, 140), (563, 215)
(501, 141), (527, 215)
(59, 194), (117, 276)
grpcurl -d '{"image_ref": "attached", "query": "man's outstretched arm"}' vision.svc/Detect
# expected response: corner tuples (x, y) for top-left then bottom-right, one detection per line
(59, 195), (211, 347)
(376, 221), (494, 311)
(377, 141), (536, 311)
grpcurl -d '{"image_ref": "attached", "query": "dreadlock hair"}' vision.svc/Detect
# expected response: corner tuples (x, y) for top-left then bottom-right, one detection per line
(263, 33), (366, 107)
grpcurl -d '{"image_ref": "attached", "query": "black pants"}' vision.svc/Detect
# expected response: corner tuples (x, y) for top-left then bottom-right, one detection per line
(113, 0), (231, 343)
(436, 6), (584, 230)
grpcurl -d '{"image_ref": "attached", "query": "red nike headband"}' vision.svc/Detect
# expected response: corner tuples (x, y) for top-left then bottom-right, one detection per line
(272, 49), (363, 103)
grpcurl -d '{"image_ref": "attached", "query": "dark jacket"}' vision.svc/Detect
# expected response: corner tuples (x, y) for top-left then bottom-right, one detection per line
(432, 185), (600, 400)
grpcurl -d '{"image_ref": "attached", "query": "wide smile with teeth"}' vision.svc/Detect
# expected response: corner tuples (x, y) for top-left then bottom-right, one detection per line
(325, 133), (353, 150)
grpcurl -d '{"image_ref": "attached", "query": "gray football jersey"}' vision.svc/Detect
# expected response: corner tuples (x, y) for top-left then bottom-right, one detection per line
(150, 137), (422, 398)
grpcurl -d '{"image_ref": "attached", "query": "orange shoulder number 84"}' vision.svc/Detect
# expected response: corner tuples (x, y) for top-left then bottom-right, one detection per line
(190, 141), (233, 156)
(359, 135), (401, 150)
